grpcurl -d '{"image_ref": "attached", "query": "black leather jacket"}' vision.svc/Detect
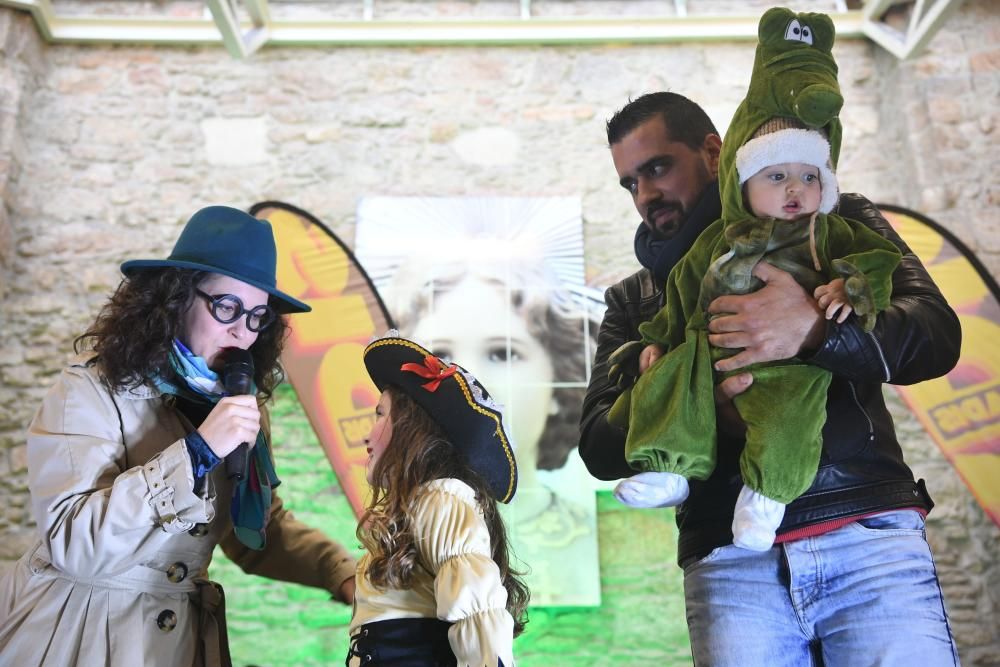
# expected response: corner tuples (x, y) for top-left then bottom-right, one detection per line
(578, 193), (962, 568)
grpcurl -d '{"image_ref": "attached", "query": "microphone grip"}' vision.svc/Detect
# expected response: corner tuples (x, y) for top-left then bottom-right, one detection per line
(226, 442), (249, 481)
(220, 348), (255, 482)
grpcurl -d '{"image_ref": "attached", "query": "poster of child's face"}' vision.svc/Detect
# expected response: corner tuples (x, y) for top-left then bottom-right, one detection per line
(356, 196), (601, 606)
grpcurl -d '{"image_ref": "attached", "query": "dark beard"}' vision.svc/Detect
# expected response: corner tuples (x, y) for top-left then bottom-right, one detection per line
(644, 200), (687, 241)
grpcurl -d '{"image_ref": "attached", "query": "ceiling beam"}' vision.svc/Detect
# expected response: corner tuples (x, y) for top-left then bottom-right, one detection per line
(0, 0), (866, 49)
(862, 0), (965, 59)
(206, 0), (269, 58)
(0, 0), (962, 59)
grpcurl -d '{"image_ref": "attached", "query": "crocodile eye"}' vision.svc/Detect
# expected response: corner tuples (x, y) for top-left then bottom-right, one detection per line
(784, 19), (815, 45)
(784, 19), (803, 41)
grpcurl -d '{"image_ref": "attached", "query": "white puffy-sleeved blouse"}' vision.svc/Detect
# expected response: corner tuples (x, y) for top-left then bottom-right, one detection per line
(351, 478), (516, 667)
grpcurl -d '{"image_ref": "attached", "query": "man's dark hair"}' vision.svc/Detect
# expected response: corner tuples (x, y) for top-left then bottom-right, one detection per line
(606, 92), (719, 149)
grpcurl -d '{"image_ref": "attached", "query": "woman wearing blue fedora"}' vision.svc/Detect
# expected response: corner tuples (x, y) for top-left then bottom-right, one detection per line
(0, 206), (356, 667)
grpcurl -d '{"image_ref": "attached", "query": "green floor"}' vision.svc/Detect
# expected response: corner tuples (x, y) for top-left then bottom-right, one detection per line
(210, 384), (692, 666)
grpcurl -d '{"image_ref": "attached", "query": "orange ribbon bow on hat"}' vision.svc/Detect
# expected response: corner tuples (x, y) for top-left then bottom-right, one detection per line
(400, 355), (459, 392)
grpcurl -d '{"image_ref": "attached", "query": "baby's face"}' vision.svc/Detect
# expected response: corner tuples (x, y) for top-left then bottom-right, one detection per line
(745, 162), (822, 220)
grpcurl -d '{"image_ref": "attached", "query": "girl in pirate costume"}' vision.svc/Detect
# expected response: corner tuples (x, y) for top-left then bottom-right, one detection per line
(348, 334), (529, 667)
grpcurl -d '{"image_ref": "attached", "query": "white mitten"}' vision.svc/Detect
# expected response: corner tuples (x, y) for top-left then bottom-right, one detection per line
(613, 471), (690, 508)
(732, 485), (786, 551)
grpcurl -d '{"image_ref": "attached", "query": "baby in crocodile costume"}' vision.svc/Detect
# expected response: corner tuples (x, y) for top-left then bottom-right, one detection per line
(609, 7), (903, 550)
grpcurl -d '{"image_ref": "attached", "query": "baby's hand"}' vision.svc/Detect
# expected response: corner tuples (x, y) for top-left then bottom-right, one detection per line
(639, 343), (665, 374)
(814, 278), (853, 323)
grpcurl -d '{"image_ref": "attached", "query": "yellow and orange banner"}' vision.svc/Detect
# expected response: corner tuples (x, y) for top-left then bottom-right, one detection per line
(882, 204), (1000, 528)
(251, 201), (393, 517)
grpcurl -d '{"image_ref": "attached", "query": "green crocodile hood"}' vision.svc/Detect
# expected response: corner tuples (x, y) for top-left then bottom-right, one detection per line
(720, 7), (844, 221)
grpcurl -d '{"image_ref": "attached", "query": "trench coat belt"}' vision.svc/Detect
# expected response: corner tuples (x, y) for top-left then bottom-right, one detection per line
(193, 578), (233, 667)
(29, 546), (203, 594)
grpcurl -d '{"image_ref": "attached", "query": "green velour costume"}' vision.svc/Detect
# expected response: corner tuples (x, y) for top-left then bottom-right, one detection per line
(611, 7), (903, 505)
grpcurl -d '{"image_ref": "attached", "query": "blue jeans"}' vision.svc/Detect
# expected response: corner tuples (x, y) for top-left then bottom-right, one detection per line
(683, 510), (960, 666)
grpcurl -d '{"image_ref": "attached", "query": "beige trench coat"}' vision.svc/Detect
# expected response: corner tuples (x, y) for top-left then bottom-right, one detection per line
(0, 356), (356, 667)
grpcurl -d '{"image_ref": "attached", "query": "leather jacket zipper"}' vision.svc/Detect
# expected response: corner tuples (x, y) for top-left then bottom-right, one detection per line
(848, 380), (875, 440)
(867, 330), (891, 382)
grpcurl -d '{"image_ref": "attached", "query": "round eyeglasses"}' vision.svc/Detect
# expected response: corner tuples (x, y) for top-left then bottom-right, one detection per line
(195, 289), (276, 332)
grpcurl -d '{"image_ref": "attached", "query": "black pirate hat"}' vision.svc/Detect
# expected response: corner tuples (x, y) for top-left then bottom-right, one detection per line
(363, 334), (517, 503)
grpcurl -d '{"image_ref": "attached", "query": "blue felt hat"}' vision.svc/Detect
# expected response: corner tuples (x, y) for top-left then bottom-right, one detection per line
(364, 334), (518, 504)
(121, 206), (310, 314)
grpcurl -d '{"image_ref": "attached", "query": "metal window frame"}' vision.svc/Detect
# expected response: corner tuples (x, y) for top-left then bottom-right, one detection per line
(0, 0), (962, 59)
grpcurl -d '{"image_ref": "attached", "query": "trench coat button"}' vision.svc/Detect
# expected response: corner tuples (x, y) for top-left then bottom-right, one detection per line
(166, 562), (189, 583)
(156, 609), (177, 632)
(188, 523), (209, 537)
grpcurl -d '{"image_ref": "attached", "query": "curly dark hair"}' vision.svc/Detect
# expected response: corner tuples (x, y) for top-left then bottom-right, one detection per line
(358, 385), (530, 636)
(74, 267), (288, 399)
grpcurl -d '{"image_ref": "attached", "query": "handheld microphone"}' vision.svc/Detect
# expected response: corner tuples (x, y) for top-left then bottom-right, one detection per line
(222, 347), (255, 481)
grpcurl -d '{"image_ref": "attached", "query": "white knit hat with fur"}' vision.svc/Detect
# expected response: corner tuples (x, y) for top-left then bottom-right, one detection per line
(735, 118), (839, 214)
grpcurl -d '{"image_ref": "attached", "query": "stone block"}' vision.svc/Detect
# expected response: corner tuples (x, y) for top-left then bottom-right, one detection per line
(450, 127), (520, 166)
(0, 9), (11, 54)
(521, 104), (595, 122)
(428, 123), (458, 144)
(0, 11), (35, 60)
(977, 112), (995, 135)
(842, 105), (880, 135)
(53, 68), (115, 96)
(0, 204), (10, 268)
(9, 443), (25, 473)
(920, 185), (953, 212)
(0, 528), (33, 559)
(935, 124), (972, 151)
(40, 186), (108, 222)
(82, 162), (116, 187)
(40, 118), (80, 146)
(75, 52), (121, 70)
(970, 49), (1000, 74)
(0, 69), (19, 116)
(1, 366), (33, 389)
(971, 207), (1000, 252)
(304, 125), (343, 144)
(0, 340), (23, 365)
(14, 15), (43, 68)
(928, 96), (964, 124)
(127, 65), (167, 89)
(0, 112), (15, 157)
(23, 344), (54, 363)
(201, 116), (269, 166)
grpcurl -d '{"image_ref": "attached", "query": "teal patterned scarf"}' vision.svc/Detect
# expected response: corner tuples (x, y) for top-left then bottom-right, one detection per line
(154, 339), (280, 550)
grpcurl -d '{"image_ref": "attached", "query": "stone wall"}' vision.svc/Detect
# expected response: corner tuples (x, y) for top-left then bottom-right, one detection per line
(0, 11), (44, 296)
(870, 9), (1000, 666)
(0, 2), (997, 664)
(0, 8), (46, 566)
(866, 0), (999, 276)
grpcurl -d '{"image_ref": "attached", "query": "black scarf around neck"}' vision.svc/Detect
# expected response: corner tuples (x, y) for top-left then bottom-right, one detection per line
(633, 180), (722, 283)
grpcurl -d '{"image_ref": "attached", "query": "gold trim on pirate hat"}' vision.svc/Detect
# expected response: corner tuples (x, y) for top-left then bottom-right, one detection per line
(363, 332), (518, 503)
